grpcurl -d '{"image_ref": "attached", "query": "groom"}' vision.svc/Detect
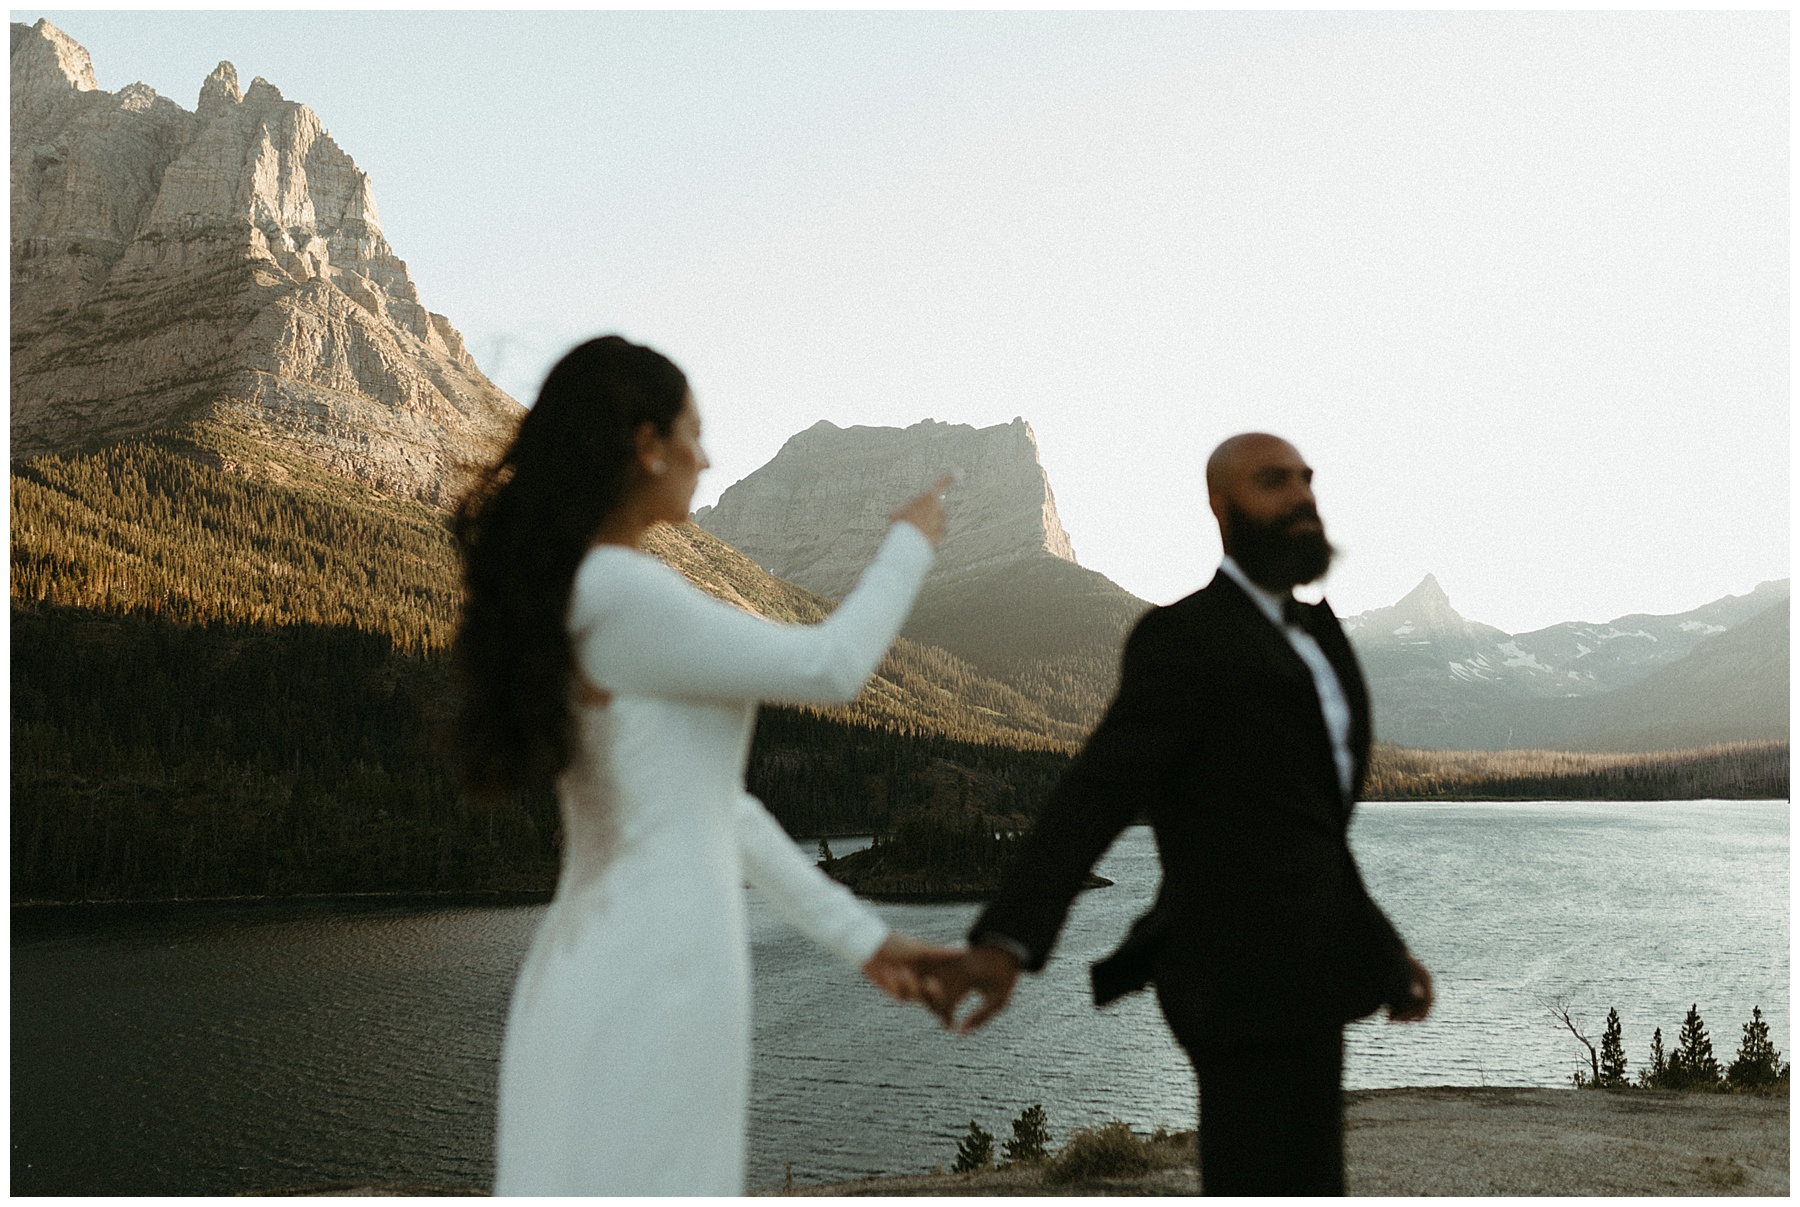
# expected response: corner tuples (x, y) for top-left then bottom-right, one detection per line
(923, 433), (1432, 1196)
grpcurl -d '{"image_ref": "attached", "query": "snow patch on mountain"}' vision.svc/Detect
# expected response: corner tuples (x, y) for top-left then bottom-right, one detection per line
(1496, 642), (1551, 672)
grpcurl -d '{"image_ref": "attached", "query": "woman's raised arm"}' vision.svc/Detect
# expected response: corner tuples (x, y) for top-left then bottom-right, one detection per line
(572, 520), (934, 705)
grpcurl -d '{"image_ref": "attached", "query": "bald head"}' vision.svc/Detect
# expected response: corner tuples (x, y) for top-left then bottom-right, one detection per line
(1205, 432), (1332, 588)
(1206, 433), (1308, 512)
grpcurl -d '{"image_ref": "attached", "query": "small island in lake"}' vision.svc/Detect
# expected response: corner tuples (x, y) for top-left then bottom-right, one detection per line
(820, 807), (1112, 902)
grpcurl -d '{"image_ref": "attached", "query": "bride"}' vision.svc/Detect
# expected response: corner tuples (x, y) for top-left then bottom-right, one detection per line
(452, 335), (958, 1195)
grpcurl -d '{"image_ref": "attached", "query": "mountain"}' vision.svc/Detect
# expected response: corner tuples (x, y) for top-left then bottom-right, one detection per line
(1346, 575), (1790, 749)
(696, 417), (1078, 596)
(10, 19), (518, 506)
(1503, 598), (1790, 752)
(698, 418), (1150, 726)
(1341, 574), (1509, 652)
(8, 20), (1086, 751)
(8, 24), (1095, 903)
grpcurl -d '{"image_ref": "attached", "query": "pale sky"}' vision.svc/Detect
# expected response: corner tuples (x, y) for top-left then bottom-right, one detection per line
(22, 9), (1789, 633)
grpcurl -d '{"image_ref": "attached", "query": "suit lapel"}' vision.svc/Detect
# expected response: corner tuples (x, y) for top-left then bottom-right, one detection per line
(1208, 573), (1313, 690)
(1213, 574), (1375, 810)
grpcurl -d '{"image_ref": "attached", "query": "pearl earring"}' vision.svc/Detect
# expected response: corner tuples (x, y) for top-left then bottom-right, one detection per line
(652, 460), (668, 475)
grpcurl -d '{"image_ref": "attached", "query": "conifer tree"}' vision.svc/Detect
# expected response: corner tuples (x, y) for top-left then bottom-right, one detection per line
(1598, 1008), (1628, 1088)
(1002, 1104), (1052, 1164)
(1639, 1027), (1668, 1089)
(1668, 1003), (1722, 1090)
(1725, 1006), (1782, 1091)
(953, 1120), (995, 1173)
(817, 837), (834, 864)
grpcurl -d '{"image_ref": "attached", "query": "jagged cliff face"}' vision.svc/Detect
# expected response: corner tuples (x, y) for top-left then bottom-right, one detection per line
(695, 417), (1077, 598)
(10, 19), (519, 505)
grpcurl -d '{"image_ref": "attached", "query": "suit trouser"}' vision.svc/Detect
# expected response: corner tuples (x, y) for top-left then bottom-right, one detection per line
(1159, 990), (1346, 1196)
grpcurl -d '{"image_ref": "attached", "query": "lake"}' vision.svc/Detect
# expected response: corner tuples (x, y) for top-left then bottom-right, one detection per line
(11, 801), (1787, 1194)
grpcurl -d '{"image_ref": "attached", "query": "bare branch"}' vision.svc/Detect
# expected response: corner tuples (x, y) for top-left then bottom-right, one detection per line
(1543, 995), (1600, 1085)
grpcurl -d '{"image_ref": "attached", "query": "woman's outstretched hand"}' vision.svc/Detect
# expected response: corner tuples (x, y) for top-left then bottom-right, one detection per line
(890, 474), (957, 546)
(862, 932), (966, 1005)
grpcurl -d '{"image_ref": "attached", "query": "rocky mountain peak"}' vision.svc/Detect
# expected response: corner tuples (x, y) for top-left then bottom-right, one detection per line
(244, 76), (283, 105)
(115, 82), (161, 113)
(11, 19), (97, 101)
(1343, 572), (1499, 646)
(1406, 572), (1445, 598)
(697, 417), (1077, 598)
(198, 62), (241, 117)
(10, 22), (519, 506)
(1395, 573), (1463, 627)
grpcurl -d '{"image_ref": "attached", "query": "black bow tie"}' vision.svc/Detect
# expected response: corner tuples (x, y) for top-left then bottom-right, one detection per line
(1281, 595), (1311, 630)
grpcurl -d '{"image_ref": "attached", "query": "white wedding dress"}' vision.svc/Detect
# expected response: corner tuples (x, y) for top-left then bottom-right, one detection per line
(493, 522), (934, 1196)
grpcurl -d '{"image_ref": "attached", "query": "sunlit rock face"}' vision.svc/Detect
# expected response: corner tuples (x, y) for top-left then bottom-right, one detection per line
(697, 417), (1145, 731)
(10, 19), (519, 505)
(696, 417), (1078, 598)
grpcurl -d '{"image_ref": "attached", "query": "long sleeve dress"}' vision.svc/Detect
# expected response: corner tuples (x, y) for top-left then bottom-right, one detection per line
(492, 521), (935, 1196)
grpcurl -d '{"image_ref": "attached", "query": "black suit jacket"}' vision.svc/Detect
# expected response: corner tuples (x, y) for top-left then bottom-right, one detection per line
(970, 572), (1413, 1039)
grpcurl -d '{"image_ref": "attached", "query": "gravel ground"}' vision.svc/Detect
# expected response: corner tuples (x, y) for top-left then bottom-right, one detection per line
(277, 1087), (1786, 1196)
(1341, 1087), (1787, 1196)
(774, 1087), (1789, 1197)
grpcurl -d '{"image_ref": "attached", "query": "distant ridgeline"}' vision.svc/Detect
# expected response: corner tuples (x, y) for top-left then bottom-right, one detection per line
(1345, 573), (1790, 752)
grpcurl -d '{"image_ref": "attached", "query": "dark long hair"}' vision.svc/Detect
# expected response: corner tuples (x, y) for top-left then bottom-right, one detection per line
(451, 335), (689, 801)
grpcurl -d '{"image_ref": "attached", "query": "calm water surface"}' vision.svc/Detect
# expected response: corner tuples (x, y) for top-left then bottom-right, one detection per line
(12, 801), (1786, 1194)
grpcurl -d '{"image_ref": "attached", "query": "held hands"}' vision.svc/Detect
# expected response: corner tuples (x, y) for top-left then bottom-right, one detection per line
(917, 943), (1022, 1034)
(1387, 952), (1434, 1023)
(861, 932), (966, 1005)
(873, 939), (1426, 1030)
(862, 937), (1022, 1033)
(890, 474), (957, 547)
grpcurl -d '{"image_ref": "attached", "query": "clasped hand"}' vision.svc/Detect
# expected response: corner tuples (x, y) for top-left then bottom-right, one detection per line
(868, 941), (1434, 1031)
(861, 938), (1022, 1033)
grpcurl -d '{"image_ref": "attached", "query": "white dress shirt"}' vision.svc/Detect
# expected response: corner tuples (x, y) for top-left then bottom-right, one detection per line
(1217, 557), (1356, 801)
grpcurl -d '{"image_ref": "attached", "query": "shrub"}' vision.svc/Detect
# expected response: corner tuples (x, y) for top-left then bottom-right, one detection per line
(1002, 1104), (1051, 1164)
(1725, 1006), (1783, 1092)
(952, 1119), (994, 1174)
(1045, 1121), (1153, 1184)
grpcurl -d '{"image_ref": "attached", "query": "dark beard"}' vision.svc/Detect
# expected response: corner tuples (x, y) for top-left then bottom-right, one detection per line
(1224, 500), (1334, 590)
